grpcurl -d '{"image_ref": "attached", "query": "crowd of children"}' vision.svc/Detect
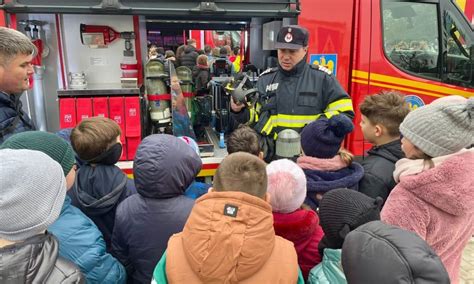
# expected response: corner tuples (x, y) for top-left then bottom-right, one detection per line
(0, 91), (472, 284)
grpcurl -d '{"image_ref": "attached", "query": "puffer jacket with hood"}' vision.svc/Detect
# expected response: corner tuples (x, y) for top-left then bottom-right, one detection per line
(158, 191), (300, 284)
(342, 221), (450, 284)
(381, 149), (474, 284)
(0, 232), (84, 283)
(111, 134), (202, 284)
(358, 139), (404, 203)
(48, 195), (127, 284)
(69, 164), (135, 250)
(179, 45), (199, 69)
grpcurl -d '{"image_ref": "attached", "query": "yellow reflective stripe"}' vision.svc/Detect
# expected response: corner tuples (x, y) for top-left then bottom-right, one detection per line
(352, 69), (473, 98)
(262, 117), (274, 134)
(269, 113), (323, 128)
(248, 108), (256, 124)
(352, 70), (369, 80)
(276, 113), (321, 121)
(325, 98), (354, 113)
(324, 111), (340, 118)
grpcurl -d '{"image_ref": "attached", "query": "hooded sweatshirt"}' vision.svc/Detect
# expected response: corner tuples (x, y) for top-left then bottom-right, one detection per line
(381, 149), (474, 284)
(111, 134), (202, 284)
(69, 164), (135, 250)
(164, 191), (299, 284)
(358, 139), (405, 202)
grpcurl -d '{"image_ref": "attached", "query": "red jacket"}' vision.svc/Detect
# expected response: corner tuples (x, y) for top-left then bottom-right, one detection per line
(273, 209), (324, 280)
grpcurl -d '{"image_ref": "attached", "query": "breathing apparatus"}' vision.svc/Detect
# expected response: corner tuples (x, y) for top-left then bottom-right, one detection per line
(225, 74), (258, 107)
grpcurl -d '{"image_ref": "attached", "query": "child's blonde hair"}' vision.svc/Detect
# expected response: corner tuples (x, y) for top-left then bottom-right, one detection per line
(338, 148), (354, 166)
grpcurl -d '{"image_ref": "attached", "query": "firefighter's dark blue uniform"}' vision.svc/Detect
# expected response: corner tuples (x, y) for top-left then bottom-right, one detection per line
(232, 59), (354, 135)
(231, 25), (354, 160)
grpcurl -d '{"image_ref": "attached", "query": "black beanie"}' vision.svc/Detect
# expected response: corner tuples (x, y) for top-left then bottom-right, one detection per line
(318, 188), (383, 254)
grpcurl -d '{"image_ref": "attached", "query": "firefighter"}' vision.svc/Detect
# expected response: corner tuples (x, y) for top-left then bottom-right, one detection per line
(231, 25), (354, 161)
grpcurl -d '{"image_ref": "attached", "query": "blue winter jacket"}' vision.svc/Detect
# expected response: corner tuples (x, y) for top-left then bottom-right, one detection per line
(48, 195), (126, 284)
(0, 91), (35, 144)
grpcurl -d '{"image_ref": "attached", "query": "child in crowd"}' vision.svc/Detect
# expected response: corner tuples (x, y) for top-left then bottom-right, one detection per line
(358, 91), (410, 202)
(69, 117), (135, 251)
(266, 159), (324, 280)
(179, 136), (211, 199)
(0, 149), (84, 283)
(297, 114), (364, 209)
(308, 188), (382, 284)
(342, 221), (450, 284)
(112, 134), (202, 283)
(227, 124), (263, 158)
(192, 54), (211, 95)
(381, 96), (474, 284)
(152, 152), (303, 284)
(0, 131), (126, 283)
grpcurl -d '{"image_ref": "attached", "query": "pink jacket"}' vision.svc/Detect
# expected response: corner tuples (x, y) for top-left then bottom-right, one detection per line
(381, 150), (474, 284)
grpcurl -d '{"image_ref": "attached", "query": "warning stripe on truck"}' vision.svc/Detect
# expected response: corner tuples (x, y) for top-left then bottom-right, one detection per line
(352, 70), (473, 98)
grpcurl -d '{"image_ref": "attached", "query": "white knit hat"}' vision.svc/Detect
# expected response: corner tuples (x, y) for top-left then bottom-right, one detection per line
(400, 96), (473, 158)
(0, 149), (66, 241)
(266, 159), (307, 213)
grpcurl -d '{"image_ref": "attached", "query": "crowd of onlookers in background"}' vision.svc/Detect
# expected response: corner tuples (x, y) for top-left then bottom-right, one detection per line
(148, 39), (241, 96)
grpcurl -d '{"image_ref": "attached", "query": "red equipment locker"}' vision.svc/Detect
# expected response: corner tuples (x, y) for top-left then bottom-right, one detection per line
(76, 98), (93, 123)
(59, 98), (76, 128)
(124, 96), (141, 160)
(109, 97), (127, 161)
(93, 97), (109, 118)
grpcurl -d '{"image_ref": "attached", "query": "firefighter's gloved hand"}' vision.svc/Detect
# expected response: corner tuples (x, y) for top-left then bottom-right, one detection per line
(230, 96), (246, 112)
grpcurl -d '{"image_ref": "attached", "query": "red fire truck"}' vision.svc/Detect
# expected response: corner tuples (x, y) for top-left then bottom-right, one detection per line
(1, 0), (472, 162)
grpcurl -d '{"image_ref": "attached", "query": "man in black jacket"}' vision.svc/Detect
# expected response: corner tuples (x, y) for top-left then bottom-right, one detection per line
(358, 91), (410, 203)
(179, 39), (199, 69)
(231, 25), (354, 161)
(0, 27), (36, 144)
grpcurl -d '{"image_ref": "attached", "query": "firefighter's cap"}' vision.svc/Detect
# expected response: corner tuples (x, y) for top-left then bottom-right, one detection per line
(275, 25), (309, 50)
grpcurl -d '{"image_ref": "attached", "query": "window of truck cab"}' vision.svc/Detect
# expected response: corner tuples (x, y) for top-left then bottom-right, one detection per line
(382, 0), (474, 88)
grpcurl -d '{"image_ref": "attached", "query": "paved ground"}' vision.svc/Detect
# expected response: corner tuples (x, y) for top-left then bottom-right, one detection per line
(460, 237), (474, 284)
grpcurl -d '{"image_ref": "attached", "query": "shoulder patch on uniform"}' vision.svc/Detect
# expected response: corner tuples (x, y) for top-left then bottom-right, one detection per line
(311, 64), (332, 75)
(259, 67), (277, 77)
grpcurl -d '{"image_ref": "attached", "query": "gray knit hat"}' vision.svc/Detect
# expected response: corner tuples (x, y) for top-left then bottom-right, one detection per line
(399, 96), (474, 158)
(0, 149), (66, 241)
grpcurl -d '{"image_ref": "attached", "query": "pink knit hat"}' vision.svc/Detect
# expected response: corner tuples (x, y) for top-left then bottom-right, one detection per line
(266, 159), (307, 213)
